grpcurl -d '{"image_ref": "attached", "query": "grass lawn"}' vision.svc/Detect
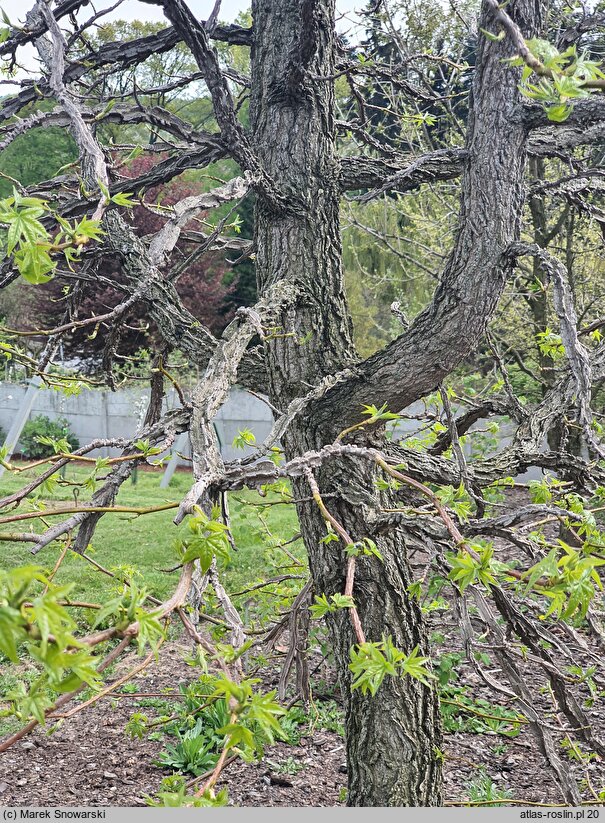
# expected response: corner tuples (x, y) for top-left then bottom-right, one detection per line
(0, 461), (304, 603)
(0, 462), (304, 739)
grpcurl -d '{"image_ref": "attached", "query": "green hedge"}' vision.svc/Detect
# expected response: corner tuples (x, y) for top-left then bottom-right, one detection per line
(20, 415), (79, 459)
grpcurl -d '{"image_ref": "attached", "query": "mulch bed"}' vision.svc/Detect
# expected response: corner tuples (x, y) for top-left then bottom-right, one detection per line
(1, 643), (347, 807)
(2, 618), (604, 807)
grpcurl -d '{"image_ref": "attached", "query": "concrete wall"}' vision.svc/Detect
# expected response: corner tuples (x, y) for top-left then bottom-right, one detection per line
(0, 383), (544, 478)
(0, 383), (273, 464)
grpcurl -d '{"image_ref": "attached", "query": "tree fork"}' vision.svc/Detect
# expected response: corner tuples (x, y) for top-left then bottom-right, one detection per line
(250, 0), (441, 806)
(250, 0), (547, 805)
(309, 0), (547, 435)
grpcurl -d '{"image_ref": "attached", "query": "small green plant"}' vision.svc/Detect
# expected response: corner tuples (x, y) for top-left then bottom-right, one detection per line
(119, 682), (139, 695)
(465, 767), (513, 806)
(280, 699), (345, 743)
(280, 705), (307, 745)
(436, 655), (523, 738)
(156, 728), (219, 776)
(19, 415), (79, 459)
(435, 652), (464, 687)
(173, 506), (232, 573)
(124, 712), (149, 740)
(448, 542), (499, 592)
(440, 691), (522, 737)
(349, 636), (434, 695)
(436, 483), (473, 522)
(510, 38), (605, 123)
(312, 699), (345, 736)
(146, 775), (228, 807)
(560, 736), (596, 764)
(232, 428), (256, 449)
(266, 756), (304, 776)
(150, 673), (286, 782)
(536, 328), (565, 361)
(151, 678), (232, 773)
(310, 592), (355, 619)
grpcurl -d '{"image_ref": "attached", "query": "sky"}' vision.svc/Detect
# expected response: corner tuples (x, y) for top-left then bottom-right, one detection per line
(1, 0), (363, 81)
(1, 0), (361, 26)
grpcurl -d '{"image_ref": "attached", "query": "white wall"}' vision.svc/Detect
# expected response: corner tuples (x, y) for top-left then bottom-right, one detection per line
(0, 384), (545, 478)
(0, 384), (273, 464)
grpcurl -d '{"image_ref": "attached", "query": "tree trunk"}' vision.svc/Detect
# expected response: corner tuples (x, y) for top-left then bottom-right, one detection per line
(250, 0), (442, 806)
(250, 0), (544, 806)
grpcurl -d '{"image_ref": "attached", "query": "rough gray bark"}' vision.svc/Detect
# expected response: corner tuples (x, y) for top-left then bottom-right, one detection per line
(250, 0), (441, 806)
(249, 0), (547, 806)
(310, 0), (545, 436)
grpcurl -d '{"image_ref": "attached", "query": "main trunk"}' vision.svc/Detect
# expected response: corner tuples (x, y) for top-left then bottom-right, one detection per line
(250, 0), (442, 806)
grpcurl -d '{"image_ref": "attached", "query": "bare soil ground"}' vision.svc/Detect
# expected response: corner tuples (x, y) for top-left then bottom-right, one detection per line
(2, 611), (604, 807)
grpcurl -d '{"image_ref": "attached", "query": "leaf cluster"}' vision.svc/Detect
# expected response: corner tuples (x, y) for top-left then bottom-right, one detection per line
(349, 635), (434, 696)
